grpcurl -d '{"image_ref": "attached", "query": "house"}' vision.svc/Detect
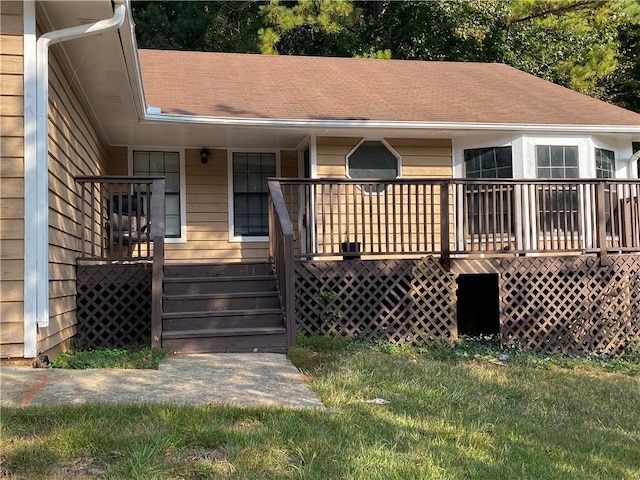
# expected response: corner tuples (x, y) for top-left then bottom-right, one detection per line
(2, 0), (639, 360)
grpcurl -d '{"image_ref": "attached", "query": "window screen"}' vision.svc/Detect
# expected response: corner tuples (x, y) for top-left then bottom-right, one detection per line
(233, 152), (276, 237)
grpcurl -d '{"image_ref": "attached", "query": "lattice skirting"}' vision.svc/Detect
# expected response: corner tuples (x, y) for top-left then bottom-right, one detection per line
(499, 255), (640, 356)
(76, 264), (152, 349)
(295, 257), (458, 344)
(296, 254), (640, 356)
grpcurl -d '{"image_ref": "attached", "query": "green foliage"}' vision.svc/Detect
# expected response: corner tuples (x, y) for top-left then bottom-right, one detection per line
(132, 1), (265, 53)
(315, 290), (342, 326)
(259, 0), (363, 55)
(51, 346), (166, 370)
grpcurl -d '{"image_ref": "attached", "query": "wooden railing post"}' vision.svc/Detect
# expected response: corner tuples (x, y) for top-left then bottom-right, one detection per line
(596, 181), (608, 265)
(440, 181), (451, 271)
(150, 178), (165, 348)
(268, 180), (297, 348)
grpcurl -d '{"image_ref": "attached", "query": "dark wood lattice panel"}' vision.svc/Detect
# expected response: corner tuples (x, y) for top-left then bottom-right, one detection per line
(76, 264), (152, 349)
(500, 255), (640, 356)
(295, 257), (457, 345)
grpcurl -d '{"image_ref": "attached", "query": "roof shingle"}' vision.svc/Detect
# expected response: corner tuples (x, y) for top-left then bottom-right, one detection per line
(138, 50), (640, 126)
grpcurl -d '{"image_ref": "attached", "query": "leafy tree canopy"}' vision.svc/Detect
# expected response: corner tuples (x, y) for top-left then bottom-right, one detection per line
(132, 0), (640, 112)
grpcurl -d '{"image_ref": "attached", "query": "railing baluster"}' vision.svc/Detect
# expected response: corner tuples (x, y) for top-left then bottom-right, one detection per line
(265, 178), (640, 260)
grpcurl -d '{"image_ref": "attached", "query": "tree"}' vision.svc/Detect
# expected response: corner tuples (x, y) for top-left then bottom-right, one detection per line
(132, 1), (264, 53)
(258, 0), (364, 56)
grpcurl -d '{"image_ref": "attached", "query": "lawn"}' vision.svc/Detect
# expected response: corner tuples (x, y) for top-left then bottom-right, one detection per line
(2, 338), (639, 479)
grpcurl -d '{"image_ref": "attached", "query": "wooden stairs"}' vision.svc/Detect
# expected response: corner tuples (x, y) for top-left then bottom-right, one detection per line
(161, 262), (287, 353)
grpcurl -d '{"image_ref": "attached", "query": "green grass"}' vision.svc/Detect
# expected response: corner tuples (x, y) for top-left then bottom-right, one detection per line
(50, 346), (166, 370)
(2, 338), (639, 479)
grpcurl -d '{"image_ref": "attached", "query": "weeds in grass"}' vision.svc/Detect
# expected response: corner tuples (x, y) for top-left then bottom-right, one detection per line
(3, 335), (639, 479)
(51, 346), (166, 370)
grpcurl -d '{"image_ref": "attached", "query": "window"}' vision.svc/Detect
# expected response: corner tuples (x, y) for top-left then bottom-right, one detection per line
(464, 146), (513, 178)
(463, 147), (513, 236)
(536, 145), (579, 233)
(232, 152), (276, 237)
(347, 140), (400, 193)
(536, 145), (579, 178)
(595, 148), (615, 178)
(132, 150), (181, 238)
(633, 142), (640, 177)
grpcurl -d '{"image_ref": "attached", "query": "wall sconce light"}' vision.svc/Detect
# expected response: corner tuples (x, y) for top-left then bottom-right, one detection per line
(200, 148), (211, 164)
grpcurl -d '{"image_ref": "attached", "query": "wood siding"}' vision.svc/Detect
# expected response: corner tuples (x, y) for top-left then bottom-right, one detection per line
(313, 137), (453, 257)
(105, 148), (299, 263)
(0, 0), (24, 357)
(38, 44), (108, 355)
(316, 136), (452, 178)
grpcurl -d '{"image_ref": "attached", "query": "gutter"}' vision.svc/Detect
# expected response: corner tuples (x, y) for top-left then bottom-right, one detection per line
(141, 113), (640, 135)
(24, 1), (126, 356)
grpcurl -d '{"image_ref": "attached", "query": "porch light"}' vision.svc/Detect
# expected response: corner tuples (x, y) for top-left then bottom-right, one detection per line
(200, 148), (211, 164)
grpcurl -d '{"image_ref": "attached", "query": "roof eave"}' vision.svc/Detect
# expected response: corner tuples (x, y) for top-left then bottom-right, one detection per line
(142, 113), (640, 135)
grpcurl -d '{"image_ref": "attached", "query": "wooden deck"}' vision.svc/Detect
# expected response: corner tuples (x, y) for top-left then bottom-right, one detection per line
(73, 176), (640, 357)
(267, 178), (640, 357)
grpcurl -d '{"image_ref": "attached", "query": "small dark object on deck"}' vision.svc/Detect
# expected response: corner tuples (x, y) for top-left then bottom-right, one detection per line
(340, 242), (361, 260)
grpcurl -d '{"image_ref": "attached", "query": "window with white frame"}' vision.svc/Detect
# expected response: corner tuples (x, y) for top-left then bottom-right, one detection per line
(536, 145), (579, 233)
(536, 145), (579, 178)
(463, 146), (513, 236)
(347, 140), (400, 193)
(464, 146), (513, 178)
(595, 148), (616, 178)
(132, 150), (181, 238)
(232, 152), (276, 237)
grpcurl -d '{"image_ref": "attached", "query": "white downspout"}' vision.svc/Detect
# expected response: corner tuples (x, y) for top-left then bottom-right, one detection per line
(27, 2), (126, 355)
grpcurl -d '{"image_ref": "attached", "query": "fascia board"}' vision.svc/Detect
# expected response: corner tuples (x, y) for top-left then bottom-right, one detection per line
(141, 113), (640, 135)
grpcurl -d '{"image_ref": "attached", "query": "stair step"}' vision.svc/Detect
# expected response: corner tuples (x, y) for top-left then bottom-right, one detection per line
(163, 291), (280, 313)
(162, 333), (287, 353)
(164, 262), (273, 278)
(163, 308), (283, 330)
(163, 276), (277, 295)
(163, 326), (286, 339)
(162, 308), (282, 320)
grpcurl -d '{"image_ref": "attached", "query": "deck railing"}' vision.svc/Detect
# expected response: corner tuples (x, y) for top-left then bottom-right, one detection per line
(273, 178), (640, 261)
(75, 176), (165, 347)
(268, 180), (297, 347)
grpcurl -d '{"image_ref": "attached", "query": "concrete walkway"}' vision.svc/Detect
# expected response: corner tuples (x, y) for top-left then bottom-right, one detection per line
(0, 353), (324, 409)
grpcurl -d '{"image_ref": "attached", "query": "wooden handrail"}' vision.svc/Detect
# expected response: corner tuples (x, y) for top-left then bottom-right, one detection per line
(268, 180), (297, 348)
(150, 178), (165, 348)
(273, 177), (640, 259)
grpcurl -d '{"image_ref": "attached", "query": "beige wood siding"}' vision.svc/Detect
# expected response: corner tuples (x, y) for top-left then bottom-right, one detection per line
(37, 44), (108, 355)
(166, 148), (298, 262)
(0, 0), (24, 357)
(314, 137), (453, 257)
(107, 146), (128, 175)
